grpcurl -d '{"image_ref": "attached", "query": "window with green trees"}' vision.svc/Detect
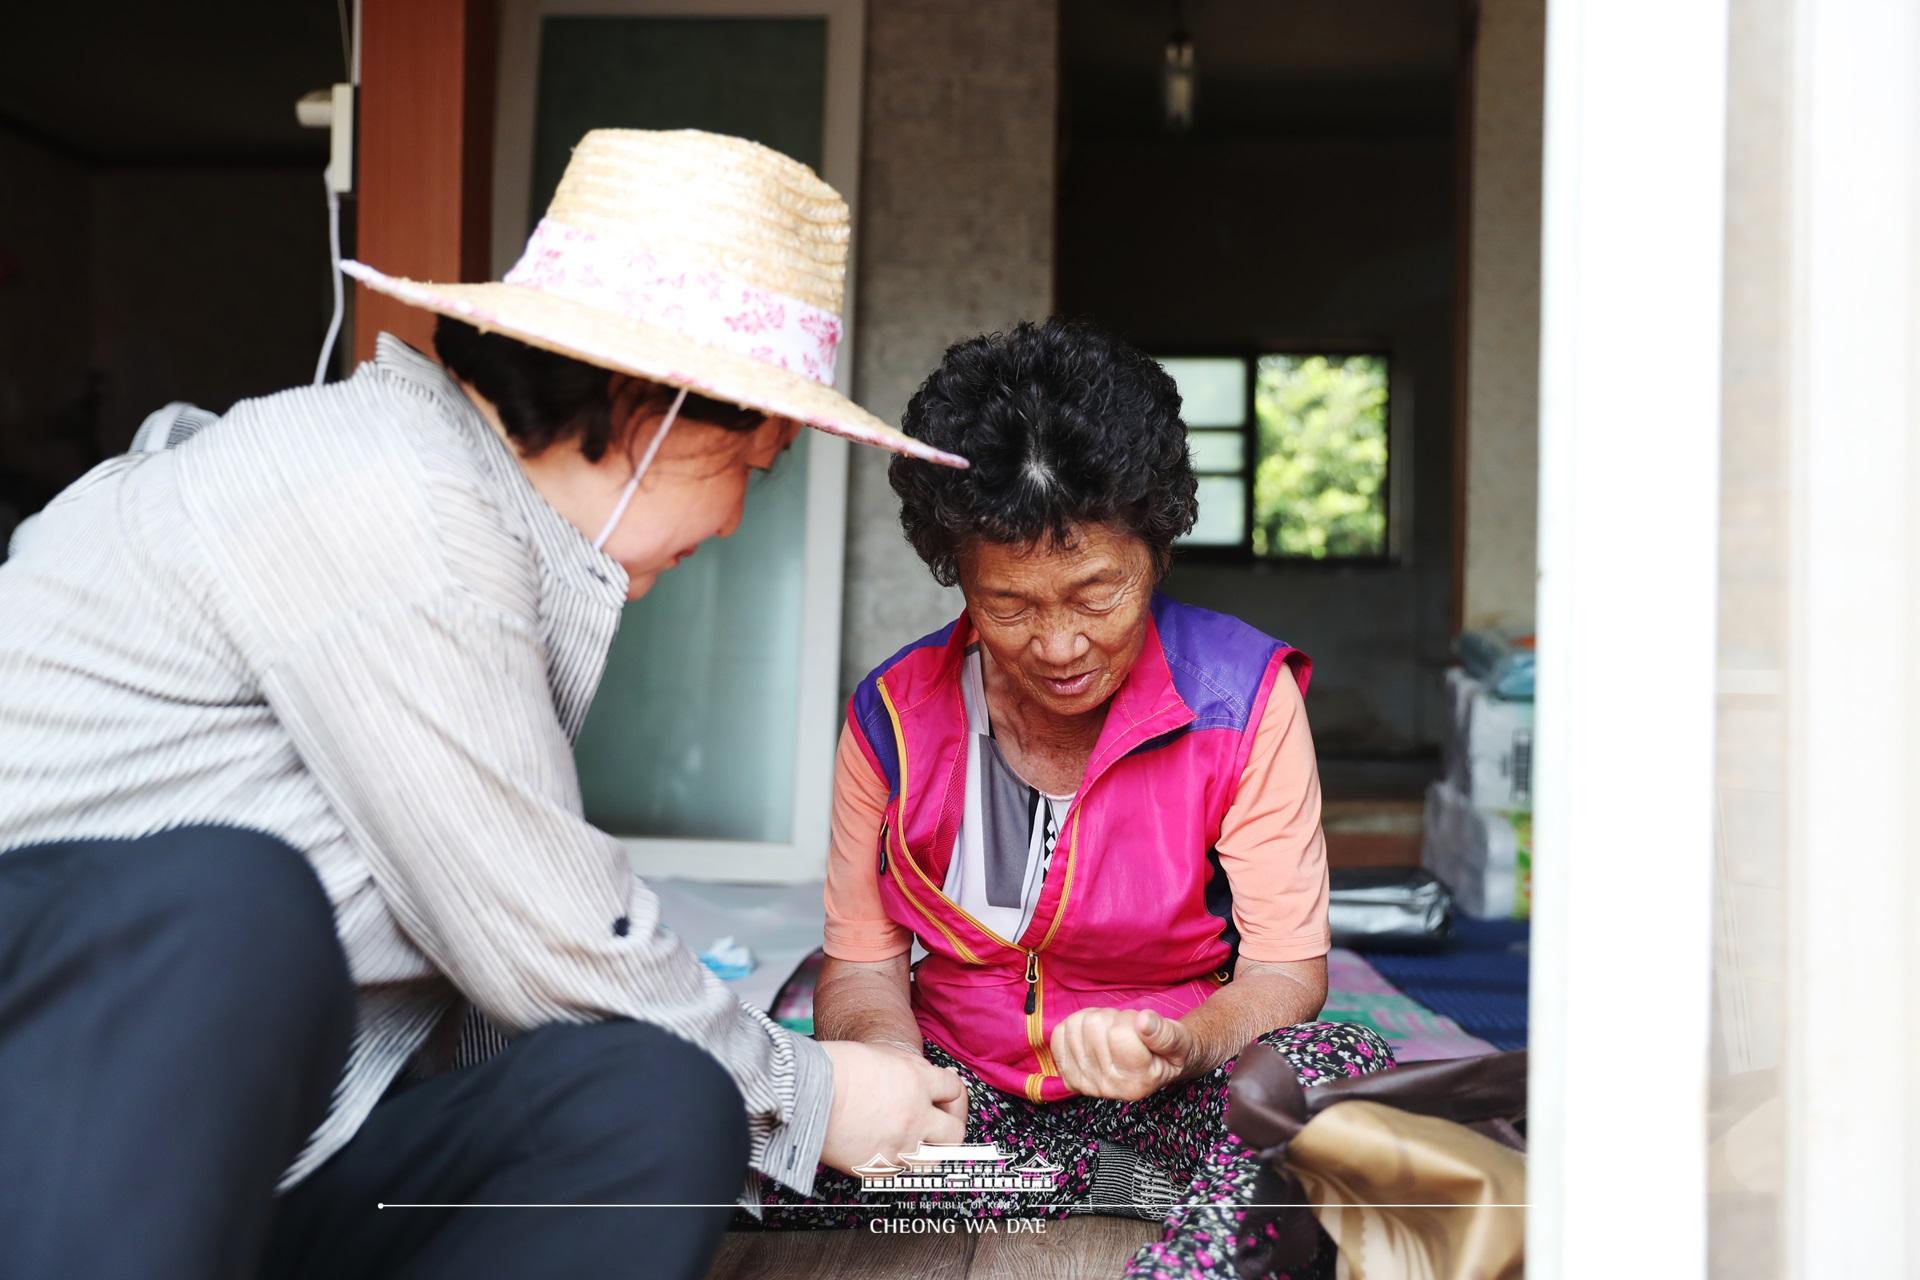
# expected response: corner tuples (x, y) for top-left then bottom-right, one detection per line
(1158, 352), (1390, 561)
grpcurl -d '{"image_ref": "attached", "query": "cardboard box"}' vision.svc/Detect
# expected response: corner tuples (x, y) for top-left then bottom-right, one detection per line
(1420, 779), (1532, 919)
(1443, 668), (1534, 812)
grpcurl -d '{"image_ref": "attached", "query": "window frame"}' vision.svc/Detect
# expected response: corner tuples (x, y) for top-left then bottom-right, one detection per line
(1162, 343), (1400, 570)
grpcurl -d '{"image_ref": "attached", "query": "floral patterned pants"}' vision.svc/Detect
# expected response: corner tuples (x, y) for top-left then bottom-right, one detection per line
(740, 1020), (1394, 1279)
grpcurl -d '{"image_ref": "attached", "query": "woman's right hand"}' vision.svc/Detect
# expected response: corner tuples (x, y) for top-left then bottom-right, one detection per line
(818, 1039), (968, 1174)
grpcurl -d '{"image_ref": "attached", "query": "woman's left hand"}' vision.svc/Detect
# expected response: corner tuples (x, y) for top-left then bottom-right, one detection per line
(1049, 1007), (1199, 1101)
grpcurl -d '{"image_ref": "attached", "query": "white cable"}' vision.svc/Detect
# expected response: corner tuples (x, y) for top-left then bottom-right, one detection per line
(313, 176), (344, 386)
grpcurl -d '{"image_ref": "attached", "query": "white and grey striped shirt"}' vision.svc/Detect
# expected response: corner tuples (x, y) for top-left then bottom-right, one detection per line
(0, 335), (829, 1197)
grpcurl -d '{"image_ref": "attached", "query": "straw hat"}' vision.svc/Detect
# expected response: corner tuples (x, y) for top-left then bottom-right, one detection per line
(343, 129), (967, 469)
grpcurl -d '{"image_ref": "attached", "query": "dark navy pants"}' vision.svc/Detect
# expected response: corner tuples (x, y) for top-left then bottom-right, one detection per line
(0, 826), (749, 1279)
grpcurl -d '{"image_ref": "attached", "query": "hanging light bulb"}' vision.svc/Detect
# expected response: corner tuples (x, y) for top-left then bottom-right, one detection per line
(1163, 4), (1195, 133)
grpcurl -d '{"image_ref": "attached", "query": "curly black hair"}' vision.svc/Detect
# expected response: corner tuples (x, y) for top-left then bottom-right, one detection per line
(433, 317), (764, 461)
(889, 318), (1198, 586)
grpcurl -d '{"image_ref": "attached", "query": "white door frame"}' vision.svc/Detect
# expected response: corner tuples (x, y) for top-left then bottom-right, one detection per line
(1531, 0), (1729, 1272)
(493, 0), (865, 882)
(1784, 1), (1917, 1273)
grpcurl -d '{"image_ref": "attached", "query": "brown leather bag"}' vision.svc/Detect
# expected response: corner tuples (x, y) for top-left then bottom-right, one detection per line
(1226, 1046), (1528, 1280)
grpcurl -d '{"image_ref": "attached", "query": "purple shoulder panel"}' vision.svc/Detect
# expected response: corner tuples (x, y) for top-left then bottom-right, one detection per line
(1150, 593), (1293, 733)
(848, 618), (960, 789)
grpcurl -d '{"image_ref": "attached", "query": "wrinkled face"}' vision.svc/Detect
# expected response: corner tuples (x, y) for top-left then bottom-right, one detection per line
(957, 521), (1157, 720)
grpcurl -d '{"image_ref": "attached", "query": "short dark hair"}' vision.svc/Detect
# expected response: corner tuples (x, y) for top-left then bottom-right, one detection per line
(433, 317), (764, 461)
(888, 318), (1198, 586)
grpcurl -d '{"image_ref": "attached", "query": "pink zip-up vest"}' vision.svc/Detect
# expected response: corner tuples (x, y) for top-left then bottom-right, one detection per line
(845, 593), (1309, 1103)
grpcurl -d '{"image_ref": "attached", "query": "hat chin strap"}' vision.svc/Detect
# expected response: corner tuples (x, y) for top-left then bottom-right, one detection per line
(592, 386), (689, 553)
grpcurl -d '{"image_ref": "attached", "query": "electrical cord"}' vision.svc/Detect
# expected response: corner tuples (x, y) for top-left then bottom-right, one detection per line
(313, 176), (344, 386)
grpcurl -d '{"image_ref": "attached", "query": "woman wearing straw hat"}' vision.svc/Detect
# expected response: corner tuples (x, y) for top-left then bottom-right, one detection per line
(0, 130), (967, 1280)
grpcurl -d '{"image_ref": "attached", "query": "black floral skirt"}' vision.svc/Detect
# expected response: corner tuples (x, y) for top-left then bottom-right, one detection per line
(741, 1020), (1394, 1280)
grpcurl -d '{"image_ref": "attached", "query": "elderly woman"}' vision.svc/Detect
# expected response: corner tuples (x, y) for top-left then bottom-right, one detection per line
(754, 319), (1393, 1279)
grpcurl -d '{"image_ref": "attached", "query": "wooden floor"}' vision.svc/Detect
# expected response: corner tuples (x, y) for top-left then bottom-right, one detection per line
(704, 1217), (1160, 1280)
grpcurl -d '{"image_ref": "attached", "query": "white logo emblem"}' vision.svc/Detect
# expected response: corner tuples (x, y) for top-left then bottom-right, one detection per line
(853, 1141), (1063, 1194)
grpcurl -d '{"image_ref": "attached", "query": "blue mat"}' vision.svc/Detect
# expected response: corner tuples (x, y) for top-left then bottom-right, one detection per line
(1360, 917), (1530, 1051)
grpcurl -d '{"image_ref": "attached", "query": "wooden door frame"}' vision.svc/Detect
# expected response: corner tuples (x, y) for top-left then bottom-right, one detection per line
(1448, 0), (1478, 636)
(351, 0), (495, 363)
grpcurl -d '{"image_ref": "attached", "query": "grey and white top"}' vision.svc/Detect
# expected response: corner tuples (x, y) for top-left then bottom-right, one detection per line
(0, 335), (829, 1198)
(939, 646), (1073, 943)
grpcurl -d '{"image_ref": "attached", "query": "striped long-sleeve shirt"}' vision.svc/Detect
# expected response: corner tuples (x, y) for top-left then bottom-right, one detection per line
(0, 335), (830, 1197)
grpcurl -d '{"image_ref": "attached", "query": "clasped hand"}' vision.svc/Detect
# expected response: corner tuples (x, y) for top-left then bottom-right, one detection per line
(1049, 1007), (1197, 1101)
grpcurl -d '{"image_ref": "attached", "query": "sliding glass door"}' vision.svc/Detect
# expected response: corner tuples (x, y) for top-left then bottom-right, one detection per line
(494, 0), (865, 879)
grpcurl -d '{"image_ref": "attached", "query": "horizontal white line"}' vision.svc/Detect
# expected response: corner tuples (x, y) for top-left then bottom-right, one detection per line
(378, 1202), (1532, 1210)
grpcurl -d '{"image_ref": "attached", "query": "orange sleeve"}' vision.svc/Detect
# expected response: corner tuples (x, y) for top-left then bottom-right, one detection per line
(821, 721), (913, 962)
(1213, 663), (1333, 963)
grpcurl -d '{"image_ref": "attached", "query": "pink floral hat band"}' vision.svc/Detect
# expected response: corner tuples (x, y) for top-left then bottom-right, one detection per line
(505, 217), (843, 387)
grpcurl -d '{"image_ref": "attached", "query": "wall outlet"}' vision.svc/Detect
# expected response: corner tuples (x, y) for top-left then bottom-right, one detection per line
(295, 84), (355, 195)
(327, 82), (354, 195)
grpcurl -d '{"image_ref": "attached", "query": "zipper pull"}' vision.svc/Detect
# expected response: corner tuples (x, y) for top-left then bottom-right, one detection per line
(878, 819), (889, 874)
(1024, 951), (1039, 1014)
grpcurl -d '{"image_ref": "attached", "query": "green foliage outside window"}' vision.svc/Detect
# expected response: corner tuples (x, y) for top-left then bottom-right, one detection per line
(1251, 354), (1389, 558)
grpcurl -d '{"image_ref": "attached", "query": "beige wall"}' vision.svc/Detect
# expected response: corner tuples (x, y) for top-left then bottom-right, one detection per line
(838, 0), (1057, 694)
(1460, 0), (1544, 632)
